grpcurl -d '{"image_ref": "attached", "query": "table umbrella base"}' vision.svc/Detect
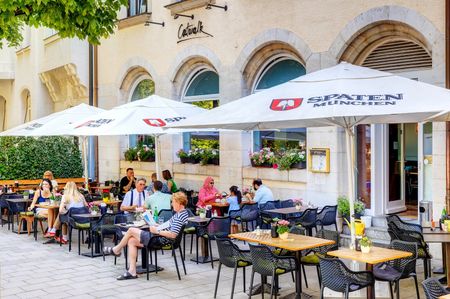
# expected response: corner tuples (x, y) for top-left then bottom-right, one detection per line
(136, 264), (164, 274)
(81, 252), (108, 258)
(190, 256), (219, 264)
(247, 283), (279, 296)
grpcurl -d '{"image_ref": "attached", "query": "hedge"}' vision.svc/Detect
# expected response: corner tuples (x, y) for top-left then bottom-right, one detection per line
(0, 136), (83, 180)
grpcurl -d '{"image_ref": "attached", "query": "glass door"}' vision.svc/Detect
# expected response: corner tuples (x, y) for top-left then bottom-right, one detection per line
(387, 124), (406, 213)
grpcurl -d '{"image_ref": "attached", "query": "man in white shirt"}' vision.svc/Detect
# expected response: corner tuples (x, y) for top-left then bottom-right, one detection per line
(121, 178), (148, 214)
(248, 178), (274, 206)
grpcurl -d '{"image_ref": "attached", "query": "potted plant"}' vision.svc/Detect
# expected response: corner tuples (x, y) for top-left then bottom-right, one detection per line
(359, 236), (372, 253)
(210, 149), (220, 165)
(88, 202), (100, 215)
(200, 148), (213, 166)
(276, 149), (307, 170)
(124, 147), (138, 162)
(337, 195), (365, 222)
(137, 144), (155, 162)
(293, 198), (303, 210)
(22, 190), (29, 200)
(277, 219), (290, 240)
(190, 148), (202, 164)
(249, 147), (275, 167)
(177, 149), (189, 163)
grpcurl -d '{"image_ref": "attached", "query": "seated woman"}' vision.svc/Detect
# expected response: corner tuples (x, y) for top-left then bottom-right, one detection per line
(51, 182), (87, 244)
(42, 170), (58, 191)
(227, 186), (242, 212)
(28, 178), (56, 237)
(162, 170), (178, 194)
(197, 176), (221, 208)
(104, 192), (189, 280)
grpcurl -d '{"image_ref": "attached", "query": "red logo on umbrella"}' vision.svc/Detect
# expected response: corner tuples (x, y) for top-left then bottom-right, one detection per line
(143, 118), (167, 127)
(270, 98), (303, 111)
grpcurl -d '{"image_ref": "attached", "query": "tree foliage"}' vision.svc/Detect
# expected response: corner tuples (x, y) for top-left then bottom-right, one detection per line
(0, 136), (83, 179)
(0, 0), (128, 48)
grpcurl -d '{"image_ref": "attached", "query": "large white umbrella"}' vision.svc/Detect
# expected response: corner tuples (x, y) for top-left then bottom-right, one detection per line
(69, 95), (207, 180)
(0, 103), (106, 185)
(170, 62), (450, 247)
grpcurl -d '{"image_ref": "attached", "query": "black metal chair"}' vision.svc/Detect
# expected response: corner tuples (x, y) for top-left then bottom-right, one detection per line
(67, 206), (91, 254)
(280, 199), (294, 208)
(316, 205), (338, 231)
(422, 277), (450, 299)
(248, 244), (299, 299)
(214, 238), (252, 299)
(231, 203), (259, 232)
(196, 216), (231, 269)
(259, 201), (279, 229)
(386, 214), (422, 233)
(113, 214), (128, 265)
(147, 225), (187, 280)
(319, 257), (374, 299)
(301, 229), (339, 288)
(158, 209), (174, 222)
(374, 240), (419, 299)
(288, 208), (318, 236)
(182, 208), (197, 260)
(388, 220), (432, 279)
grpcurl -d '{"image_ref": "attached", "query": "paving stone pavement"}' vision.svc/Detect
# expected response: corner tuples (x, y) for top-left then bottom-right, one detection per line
(0, 224), (434, 298)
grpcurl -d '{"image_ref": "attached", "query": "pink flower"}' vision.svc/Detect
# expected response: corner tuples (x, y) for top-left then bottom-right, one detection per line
(278, 220), (290, 226)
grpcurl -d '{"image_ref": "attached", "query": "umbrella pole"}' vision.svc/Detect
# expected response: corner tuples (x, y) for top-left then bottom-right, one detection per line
(82, 136), (89, 188)
(154, 135), (160, 180)
(345, 127), (356, 249)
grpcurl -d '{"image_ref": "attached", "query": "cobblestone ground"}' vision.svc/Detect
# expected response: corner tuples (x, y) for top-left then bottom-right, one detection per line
(0, 223), (431, 298)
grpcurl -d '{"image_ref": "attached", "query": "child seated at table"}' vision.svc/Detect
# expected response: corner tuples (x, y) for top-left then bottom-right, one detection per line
(227, 186), (242, 212)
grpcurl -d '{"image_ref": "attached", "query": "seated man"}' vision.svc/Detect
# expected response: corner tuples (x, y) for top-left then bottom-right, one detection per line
(104, 192), (189, 280)
(120, 177), (148, 214)
(146, 172), (169, 195)
(247, 178), (274, 206)
(119, 168), (136, 199)
(145, 180), (172, 215)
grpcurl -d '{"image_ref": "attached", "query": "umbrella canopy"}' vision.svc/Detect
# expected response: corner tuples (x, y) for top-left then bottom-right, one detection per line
(169, 62), (450, 248)
(0, 103), (105, 136)
(170, 62), (450, 130)
(69, 95), (206, 136)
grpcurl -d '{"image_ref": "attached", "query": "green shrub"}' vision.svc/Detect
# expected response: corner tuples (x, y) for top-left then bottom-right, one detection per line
(337, 195), (365, 217)
(0, 136), (83, 179)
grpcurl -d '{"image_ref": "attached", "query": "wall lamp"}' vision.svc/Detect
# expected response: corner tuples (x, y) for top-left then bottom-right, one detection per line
(145, 21), (165, 27)
(174, 13), (194, 20)
(206, 3), (227, 11)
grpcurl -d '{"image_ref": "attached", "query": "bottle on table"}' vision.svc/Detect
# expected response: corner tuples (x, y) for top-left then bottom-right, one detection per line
(154, 206), (159, 222)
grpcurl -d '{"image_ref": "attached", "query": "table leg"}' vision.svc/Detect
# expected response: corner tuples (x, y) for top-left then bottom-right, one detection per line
(136, 247), (164, 274)
(190, 236), (218, 263)
(445, 243), (450, 288)
(366, 264), (374, 299)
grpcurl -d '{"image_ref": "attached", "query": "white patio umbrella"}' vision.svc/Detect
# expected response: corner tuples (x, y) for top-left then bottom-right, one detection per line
(0, 103), (106, 185)
(170, 62), (450, 247)
(69, 95), (207, 180)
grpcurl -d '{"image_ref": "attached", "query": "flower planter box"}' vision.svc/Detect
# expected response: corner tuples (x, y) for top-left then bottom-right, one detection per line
(180, 157), (189, 164)
(210, 158), (220, 165)
(251, 160), (272, 168)
(141, 157), (155, 162)
(291, 161), (306, 169)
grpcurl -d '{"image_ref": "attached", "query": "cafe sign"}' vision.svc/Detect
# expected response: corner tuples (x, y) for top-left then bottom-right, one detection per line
(177, 20), (213, 43)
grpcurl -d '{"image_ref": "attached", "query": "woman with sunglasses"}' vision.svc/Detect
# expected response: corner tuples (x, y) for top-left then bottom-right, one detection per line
(197, 176), (221, 208)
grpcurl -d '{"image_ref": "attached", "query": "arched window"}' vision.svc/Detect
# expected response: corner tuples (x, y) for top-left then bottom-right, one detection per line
(182, 68), (219, 151)
(22, 90), (31, 123)
(129, 77), (155, 147)
(252, 57), (307, 151)
(0, 97), (6, 131)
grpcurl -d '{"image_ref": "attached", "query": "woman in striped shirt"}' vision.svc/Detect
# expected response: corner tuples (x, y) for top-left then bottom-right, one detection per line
(105, 192), (189, 280)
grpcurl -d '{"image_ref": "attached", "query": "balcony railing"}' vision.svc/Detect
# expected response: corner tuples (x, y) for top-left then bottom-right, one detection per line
(164, 0), (215, 15)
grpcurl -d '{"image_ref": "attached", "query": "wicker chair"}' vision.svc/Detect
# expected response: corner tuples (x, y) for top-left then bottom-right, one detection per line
(280, 199), (294, 208)
(374, 240), (419, 299)
(316, 205), (338, 231)
(158, 209), (174, 222)
(231, 203), (259, 232)
(259, 201), (280, 228)
(422, 277), (450, 299)
(249, 244), (299, 299)
(288, 208), (318, 236)
(196, 216), (231, 268)
(301, 229), (339, 288)
(319, 257), (374, 299)
(214, 238), (252, 299)
(67, 206), (91, 254)
(386, 214), (422, 233)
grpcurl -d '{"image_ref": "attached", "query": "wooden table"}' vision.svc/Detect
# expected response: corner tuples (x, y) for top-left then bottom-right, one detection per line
(423, 228), (450, 287)
(229, 231), (334, 298)
(35, 202), (60, 226)
(439, 294), (450, 299)
(187, 216), (217, 263)
(328, 246), (412, 299)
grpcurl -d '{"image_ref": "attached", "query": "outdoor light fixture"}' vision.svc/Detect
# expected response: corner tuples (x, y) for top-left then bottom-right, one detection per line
(205, 2), (227, 11)
(174, 13), (194, 20)
(145, 21), (165, 27)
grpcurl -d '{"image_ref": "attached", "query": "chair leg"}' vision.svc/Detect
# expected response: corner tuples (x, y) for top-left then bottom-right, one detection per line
(173, 248), (181, 280)
(101, 233), (105, 261)
(389, 281), (394, 299)
(208, 238), (214, 269)
(230, 264), (238, 299)
(320, 284), (325, 299)
(196, 236), (199, 264)
(154, 249), (158, 274)
(344, 285), (349, 299)
(395, 280), (400, 299)
(423, 259), (428, 279)
(249, 270), (255, 299)
(261, 275), (265, 299)
(78, 230), (81, 255)
(190, 233), (194, 254)
(214, 262), (222, 298)
(413, 276), (420, 299)
(179, 247), (187, 275)
(316, 265), (321, 287)
(147, 247), (150, 280)
(270, 272), (275, 299)
(183, 233), (186, 260)
(68, 227), (72, 251)
(243, 267), (246, 293)
(302, 264), (308, 288)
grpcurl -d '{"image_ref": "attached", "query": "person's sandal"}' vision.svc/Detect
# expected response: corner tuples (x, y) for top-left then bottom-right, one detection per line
(104, 246), (121, 257)
(116, 271), (138, 280)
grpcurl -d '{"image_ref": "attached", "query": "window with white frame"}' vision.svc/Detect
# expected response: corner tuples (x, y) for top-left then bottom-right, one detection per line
(129, 77), (155, 147)
(182, 68), (219, 150)
(252, 56), (307, 152)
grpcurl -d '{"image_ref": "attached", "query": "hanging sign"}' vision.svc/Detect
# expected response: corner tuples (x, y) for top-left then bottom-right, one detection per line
(177, 20), (213, 43)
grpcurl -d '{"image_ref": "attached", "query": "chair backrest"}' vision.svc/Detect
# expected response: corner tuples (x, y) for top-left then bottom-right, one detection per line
(422, 277), (450, 299)
(171, 224), (186, 248)
(216, 237), (247, 268)
(315, 229), (339, 252)
(289, 226), (306, 235)
(319, 257), (360, 292)
(280, 199), (294, 208)
(158, 209), (174, 222)
(207, 217), (231, 238)
(388, 240), (418, 276)
(317, 205), (337, 225)
(386, 214), (422, 233)
(259, 201), (277, 211)
(114, 214), (128, 224)
(299, 208), (318, 224)
(240, 203), (259, 221)
(249, 244), (277, 276)
(68, 206), (90, 224)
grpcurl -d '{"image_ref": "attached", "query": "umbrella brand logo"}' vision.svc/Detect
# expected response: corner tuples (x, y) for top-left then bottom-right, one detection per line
(25, 123), (43, 130)
(143, 117), (187, 127)
(75, 119), (114, 128)
(307, 93), (403, 108)
(270, 98), (303, 111)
